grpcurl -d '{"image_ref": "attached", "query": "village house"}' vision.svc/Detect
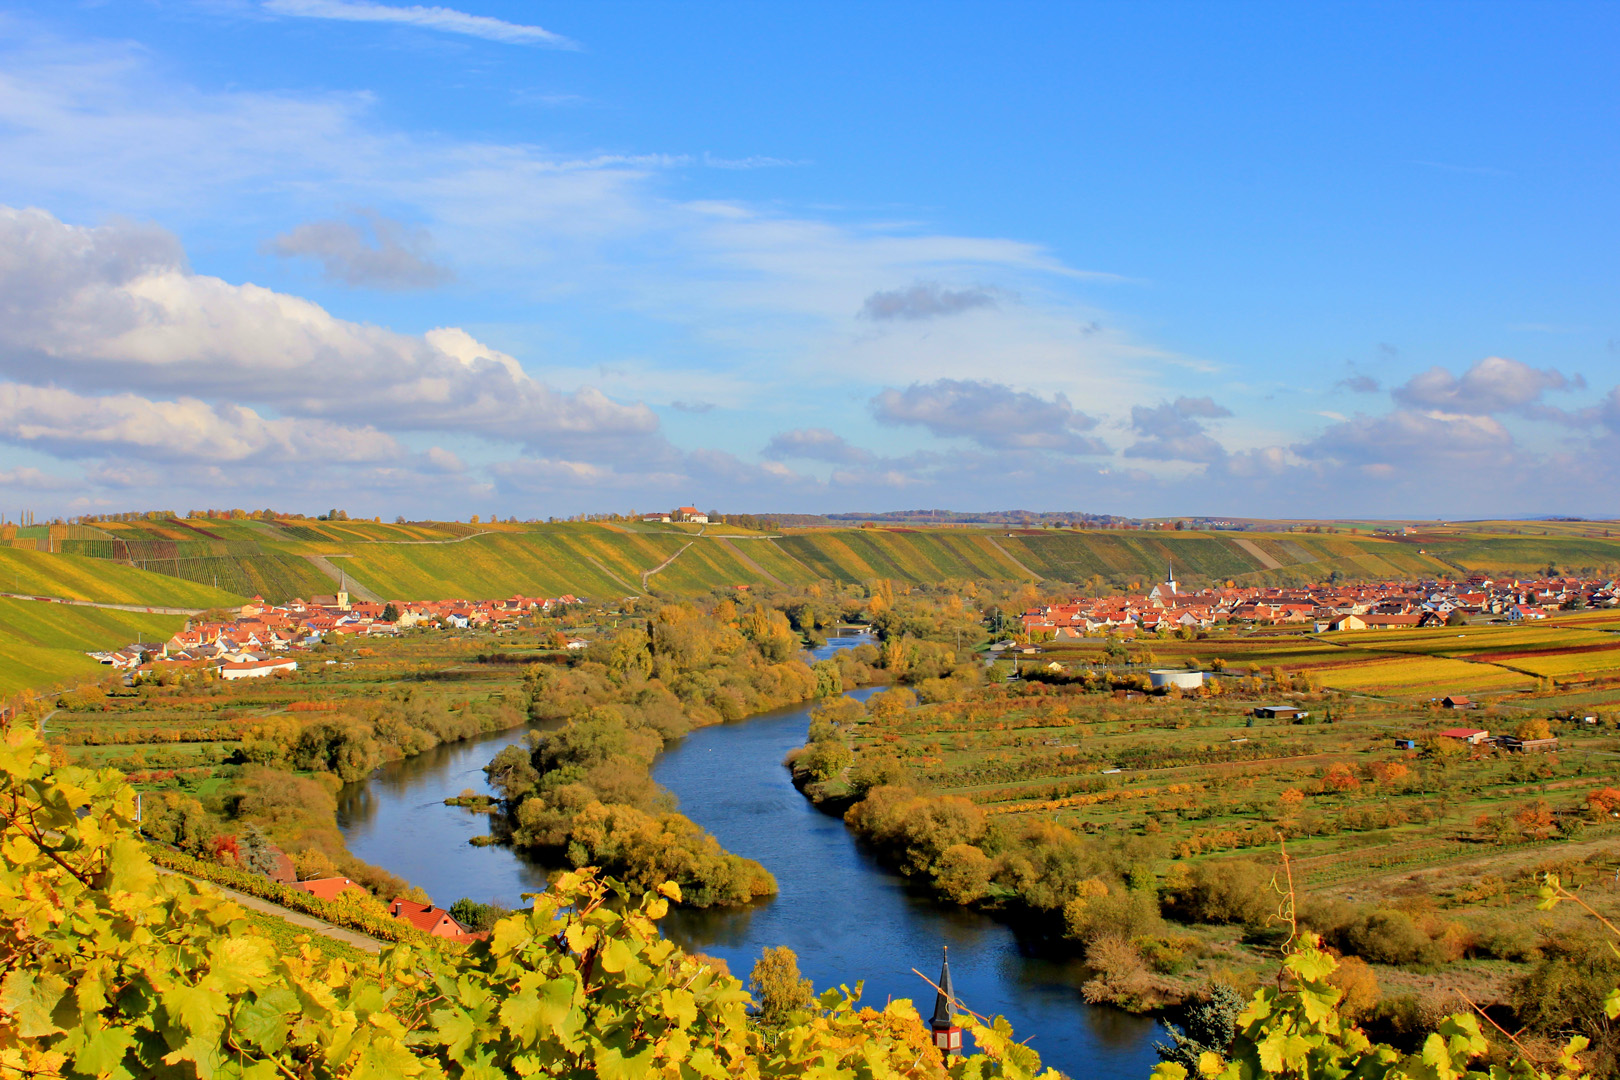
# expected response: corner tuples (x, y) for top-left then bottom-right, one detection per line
(295, 876), (367, 901)
(218, 657), (299, 680)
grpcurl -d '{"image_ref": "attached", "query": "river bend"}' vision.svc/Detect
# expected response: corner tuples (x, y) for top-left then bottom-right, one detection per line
(336, 636), (1158, 1078)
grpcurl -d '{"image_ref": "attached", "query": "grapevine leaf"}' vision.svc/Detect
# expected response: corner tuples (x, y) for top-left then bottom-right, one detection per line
(0, 969), (69, 1038)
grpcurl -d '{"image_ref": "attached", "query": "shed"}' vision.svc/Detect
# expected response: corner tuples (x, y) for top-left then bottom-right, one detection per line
(1252, 705), (1304, 720)
(1499, 736), (1560, 753)
(1394, 738), (1418, 750)
(1441, 695), (1473, 709)
(1438, 727), (1490, 745)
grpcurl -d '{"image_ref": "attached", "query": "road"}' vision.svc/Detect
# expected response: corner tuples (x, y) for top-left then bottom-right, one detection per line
(154, 866), (383, 953)
(0, 591), (207, 615)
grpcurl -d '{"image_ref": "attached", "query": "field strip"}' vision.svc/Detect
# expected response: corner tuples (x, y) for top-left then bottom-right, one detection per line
(764, 539), (823, 579)
(0, 590), (206, 616)
(303, 554), (383, 603)
(585, 556), (641, 596)
(1231, 537), (1284, 570)
(348, 530), (494, 546)
(642, 543), (693, 588)
(153, 866), (382, 953)
(712, 537), (783, 585)
(1308, 632), (1533, 684)
(984, 536), (1043, 580)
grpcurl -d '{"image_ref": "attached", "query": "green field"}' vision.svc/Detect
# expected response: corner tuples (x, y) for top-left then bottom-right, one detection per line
(0, 546), (240, 607)
(0, 597), (188, 697)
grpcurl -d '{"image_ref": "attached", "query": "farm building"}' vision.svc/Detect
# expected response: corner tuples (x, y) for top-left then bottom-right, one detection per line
(1498, 735), (1560, 753)
(1394, 738), (1418, 749)
(1252, 705), (1306, 720)
(1438, 727), (1490, 745)
(1441, 695), (1474, 709)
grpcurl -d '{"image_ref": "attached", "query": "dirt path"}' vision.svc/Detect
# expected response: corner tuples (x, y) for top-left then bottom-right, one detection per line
(303, 555), (384, 603)
(0, 591), (207, 615)
(985, 537), (1044, 581)
(641, 543), (693, 589)
(155, 867), (382, 953)
(713, 537), (782, 585)
(1232, 537), (1284, 570)
(585, 557), (641, 597)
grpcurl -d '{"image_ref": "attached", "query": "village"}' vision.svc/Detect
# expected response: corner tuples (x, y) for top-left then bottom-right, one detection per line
(1017, 565), (1618, 638)
(85, 588), (583, 678)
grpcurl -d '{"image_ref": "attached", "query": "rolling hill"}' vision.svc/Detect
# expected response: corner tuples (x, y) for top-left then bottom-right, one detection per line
(9, 517), (1617, 607)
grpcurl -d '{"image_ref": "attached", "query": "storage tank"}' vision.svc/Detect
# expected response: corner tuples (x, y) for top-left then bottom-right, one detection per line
(1149, 669), (1204, 690)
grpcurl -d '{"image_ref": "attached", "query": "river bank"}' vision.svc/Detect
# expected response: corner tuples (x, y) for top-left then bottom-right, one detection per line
(336, 633), (1162, 1079)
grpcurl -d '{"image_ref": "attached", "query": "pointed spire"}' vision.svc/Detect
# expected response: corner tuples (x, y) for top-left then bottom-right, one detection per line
(931, 946), (955, 1027)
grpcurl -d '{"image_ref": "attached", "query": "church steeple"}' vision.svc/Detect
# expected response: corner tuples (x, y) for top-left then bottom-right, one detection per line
(927, 947), (962, 1058)
(931, 947), (955, 1027)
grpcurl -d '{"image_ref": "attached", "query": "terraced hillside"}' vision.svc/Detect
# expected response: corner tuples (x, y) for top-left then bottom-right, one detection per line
(20, 517), (1620, 604)
(0, 598), (188, 698)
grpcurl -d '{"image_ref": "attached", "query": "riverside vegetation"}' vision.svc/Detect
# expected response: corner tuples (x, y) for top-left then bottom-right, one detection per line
(4, 717), (1617, 1080)
(786, 600), (1620, 1073)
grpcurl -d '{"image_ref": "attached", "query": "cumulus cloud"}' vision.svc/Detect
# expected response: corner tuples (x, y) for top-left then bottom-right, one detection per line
(262, 0), (577, 47)
(762, 428), (872, 465)
(265, 210), (452, 290)
(871, 379), (1107, 454)
(859, 282), (998, 321)
(1124, 396), (1233, 463)
(0, 207), (658, 453)
(0, 384), (401, 463)
(1295, 409), (1517, 475)
(1392, 356), (1582, 415)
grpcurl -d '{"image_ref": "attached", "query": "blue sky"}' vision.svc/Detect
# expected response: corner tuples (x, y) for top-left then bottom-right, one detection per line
(0, 1), (1616, 519)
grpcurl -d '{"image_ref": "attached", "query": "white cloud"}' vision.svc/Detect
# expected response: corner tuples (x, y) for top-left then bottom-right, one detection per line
(1392, 356), (1582, 415)
(762, 428), (872, 465)
(0, 383), (401, 463)
(0, 207), (659, 453)
(872, 379), (1109, 455)
(262, 0), (577, 47)
(1124, 397), (1233, 463)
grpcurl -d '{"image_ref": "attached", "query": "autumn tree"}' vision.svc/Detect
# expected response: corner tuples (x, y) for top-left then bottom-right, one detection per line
(749, 945), (814, 1025)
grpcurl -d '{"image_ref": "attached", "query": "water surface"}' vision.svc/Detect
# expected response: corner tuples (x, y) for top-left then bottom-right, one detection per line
(337, 635), (1160, 1078)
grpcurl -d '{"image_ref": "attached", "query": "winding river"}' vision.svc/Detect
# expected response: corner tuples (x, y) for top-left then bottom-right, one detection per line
(336, 636), (1159, 1078)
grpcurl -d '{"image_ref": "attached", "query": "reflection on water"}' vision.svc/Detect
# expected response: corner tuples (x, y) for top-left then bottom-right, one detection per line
(337, 634), (1160, 1079)
(337, 723), (561, 906)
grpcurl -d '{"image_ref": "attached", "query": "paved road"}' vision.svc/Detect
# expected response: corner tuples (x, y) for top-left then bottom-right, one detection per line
(155, 867), (383, 953)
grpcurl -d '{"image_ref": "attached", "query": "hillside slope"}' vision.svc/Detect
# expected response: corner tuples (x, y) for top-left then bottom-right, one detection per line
(16, 517), (1617, 604)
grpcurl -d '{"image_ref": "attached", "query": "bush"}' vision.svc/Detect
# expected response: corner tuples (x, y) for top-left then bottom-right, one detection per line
(1341, 908), (1431, 966)
(1064, 885), (1163, 943)
(1165, 859), (1275, 926)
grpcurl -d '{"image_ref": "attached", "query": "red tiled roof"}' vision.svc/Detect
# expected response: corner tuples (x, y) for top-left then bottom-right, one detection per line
(296, 876), (366, 901)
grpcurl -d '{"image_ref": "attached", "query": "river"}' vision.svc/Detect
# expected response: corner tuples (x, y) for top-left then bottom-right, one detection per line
(336, 635), (1159, 1078)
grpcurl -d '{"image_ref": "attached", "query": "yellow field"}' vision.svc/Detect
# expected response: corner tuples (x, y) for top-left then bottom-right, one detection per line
(1311, 654), (1536, 696)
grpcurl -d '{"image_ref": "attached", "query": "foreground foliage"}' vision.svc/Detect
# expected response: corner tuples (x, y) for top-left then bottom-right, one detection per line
(1, 719), (1058, 1078)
